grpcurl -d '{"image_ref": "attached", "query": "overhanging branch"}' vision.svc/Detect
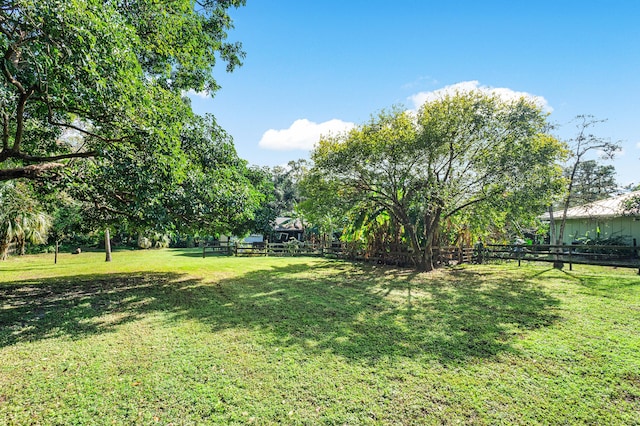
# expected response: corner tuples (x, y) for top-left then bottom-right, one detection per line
(0, 162), (64, 181)
(0, 148), (97, 163)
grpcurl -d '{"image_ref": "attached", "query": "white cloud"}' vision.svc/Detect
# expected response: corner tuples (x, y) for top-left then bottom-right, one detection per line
(408, 80), (551, 112)
(259, 118), (355, 151)
(636, 141), (640, 149)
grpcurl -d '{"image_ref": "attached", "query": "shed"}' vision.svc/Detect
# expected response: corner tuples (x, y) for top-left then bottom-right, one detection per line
(543, 191), (640, 245)
(273, 217), (304, 242)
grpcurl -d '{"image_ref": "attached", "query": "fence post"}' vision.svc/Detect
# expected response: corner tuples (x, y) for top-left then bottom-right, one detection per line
(202, 242), (206, 259)
(569, 249), (573, 271)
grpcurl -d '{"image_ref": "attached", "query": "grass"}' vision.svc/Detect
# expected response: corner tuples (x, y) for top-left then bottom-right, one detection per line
(1, 249), (639, 425)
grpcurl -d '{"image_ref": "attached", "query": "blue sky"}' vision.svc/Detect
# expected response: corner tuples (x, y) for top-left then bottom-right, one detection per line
(189, 0), (640, 186)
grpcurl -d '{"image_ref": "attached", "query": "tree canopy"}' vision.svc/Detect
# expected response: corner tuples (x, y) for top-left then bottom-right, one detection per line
(302, 92), (565, 270)
(65, 113), (268, 238)
(565, 159), (617, 207)
(0, 0), (245, 181)
(0, 0), (275, 250)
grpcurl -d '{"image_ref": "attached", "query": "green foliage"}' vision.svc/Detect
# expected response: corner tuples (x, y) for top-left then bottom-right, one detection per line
(238, 166), (278, 239)
(565, 159), (617, 207)
(0, 0), (249, 222)
(304, 93), (565, 270)
(572, 233), (632, 247)
(0, 181), (51, 259)
(270, 160), (309, 217)
(163, 114), (267, 236)
(299, 166), (348, 243)
(623, 194), (640, 216)
(66, 114), (267, 238)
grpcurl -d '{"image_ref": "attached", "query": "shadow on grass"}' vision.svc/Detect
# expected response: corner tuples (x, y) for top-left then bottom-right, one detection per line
(0, 273), (200, 346)
(173, 249), (239, 258)
(557, 269), (640, 299)
(0, 262), (560, 364)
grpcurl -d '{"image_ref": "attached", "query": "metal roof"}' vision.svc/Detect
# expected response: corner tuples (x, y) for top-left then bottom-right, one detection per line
(542, 191), (640, 220)
(273, 217), (304, 231)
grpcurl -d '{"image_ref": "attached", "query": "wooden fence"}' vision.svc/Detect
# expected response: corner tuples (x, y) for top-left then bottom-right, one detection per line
(202, 241), (640, 273)
(202, 241), (323, 258)
(201, 241), (474, 268)
(481, 243), (640, 273)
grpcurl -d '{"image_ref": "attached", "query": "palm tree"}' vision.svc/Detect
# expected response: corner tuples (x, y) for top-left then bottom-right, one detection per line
(14, 210), (51, 255)
(0, 182), (51, 259)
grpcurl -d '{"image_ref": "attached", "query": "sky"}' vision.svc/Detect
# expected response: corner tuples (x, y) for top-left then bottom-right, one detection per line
(189, 0), (640, 187)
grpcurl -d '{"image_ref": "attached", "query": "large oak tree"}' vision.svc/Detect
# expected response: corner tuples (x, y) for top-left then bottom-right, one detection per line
(0, 1), (271, 258)
(304, 92), (565, 271)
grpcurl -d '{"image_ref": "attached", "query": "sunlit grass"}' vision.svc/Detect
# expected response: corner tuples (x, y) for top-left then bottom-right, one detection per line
(1, 250), (639, 424)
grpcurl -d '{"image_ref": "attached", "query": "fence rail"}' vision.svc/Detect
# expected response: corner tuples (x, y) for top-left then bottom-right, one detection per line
(481, 243), (640, 271)
(201, 242), (474, 268)
(201, 241), (640, 273)
(202, 241), (325, 258)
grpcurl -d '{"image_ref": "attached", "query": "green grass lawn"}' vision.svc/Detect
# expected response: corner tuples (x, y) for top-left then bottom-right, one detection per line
(1, 249), (639, 425)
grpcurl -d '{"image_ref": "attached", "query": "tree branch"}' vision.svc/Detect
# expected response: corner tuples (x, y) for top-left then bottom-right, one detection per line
(46, 102), (126, 143)
(0, 148), (97, 163)
(2, 46), (27, 94)
(93, 203), (136, 220)
(444, 190), (499, 219)
(2, 112), (8, 149)
(0, 162), (64, 181)
(12, 86), (35, 150)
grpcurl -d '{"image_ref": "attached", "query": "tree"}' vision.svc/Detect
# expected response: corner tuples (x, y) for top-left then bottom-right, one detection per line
(270, 160), (309, 217)
(623, 194), (640, 216)
(565, 160), (617, 207)
(299, 167), (348, 245)
(235, 160), (310, 242)
(0, 181), (51, 259)
(0, 1), (262, 259)
(66, 114), (268, 243)
(161, 114), (268, 237)
(553, 116), (620, 248)
(0, 0), (245, 182)
(304, 92), (565, 271)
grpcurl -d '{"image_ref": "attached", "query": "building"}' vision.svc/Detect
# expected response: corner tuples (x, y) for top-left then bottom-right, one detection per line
(543, 191), (640, 245)
(272, 217), (304, 242)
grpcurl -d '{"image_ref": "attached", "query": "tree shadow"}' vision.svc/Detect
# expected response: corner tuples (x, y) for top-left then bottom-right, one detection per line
(557, 269), (640, 300)
(0, 261), (560, 365)
(0, 272), (200, 346)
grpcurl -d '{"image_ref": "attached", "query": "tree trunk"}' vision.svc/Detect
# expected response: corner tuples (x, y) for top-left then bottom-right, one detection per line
(55, 240), (59, 264)
(404, 224), (425, 270)
(0, 241), (9, 261)
(418, 244), (435, 272)
(419, 209), (442, 272)
(105, 228), (112, 262)
(548, 205), (563, 269)
(17, 236), (25, 255)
